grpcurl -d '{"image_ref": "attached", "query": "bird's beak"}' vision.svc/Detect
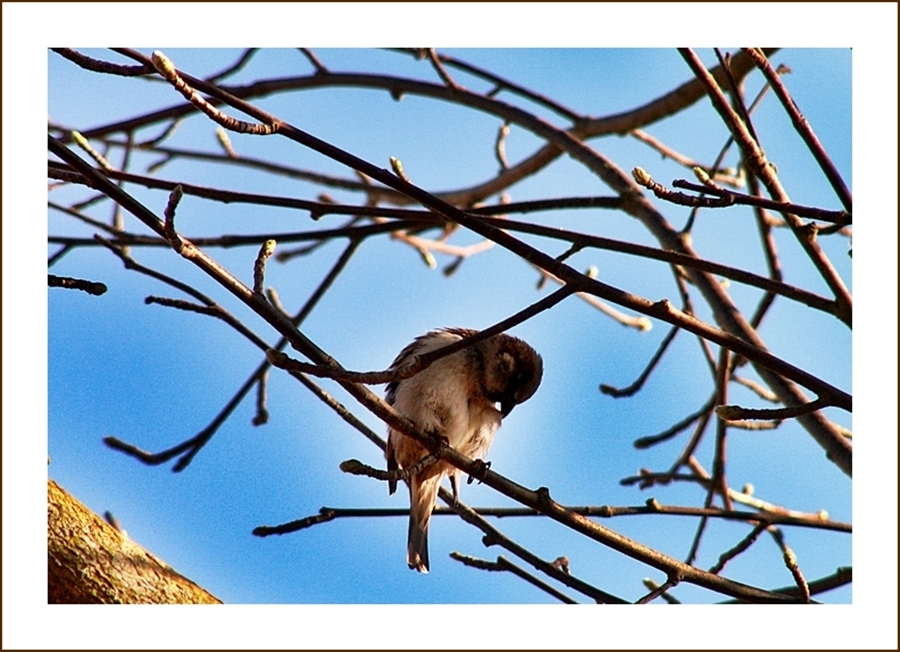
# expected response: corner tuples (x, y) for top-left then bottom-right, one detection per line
(500, 399), (515, 418)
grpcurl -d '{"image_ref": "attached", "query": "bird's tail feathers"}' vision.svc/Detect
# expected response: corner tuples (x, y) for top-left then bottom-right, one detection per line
(407, 474), (441, 573)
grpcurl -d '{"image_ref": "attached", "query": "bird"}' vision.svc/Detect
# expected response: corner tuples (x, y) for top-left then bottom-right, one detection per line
(384, 327), (543, 573)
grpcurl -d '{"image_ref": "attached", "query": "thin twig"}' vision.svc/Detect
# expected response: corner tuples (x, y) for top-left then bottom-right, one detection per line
(449, 554), (579, 604)
(719, 567), (849, 603)
(641, 578), (682, 604)
(768, 527), (811, 603)
(253, 239), (276, 295)
(205, 48), (258, 84)
(635, 576), (681, 604)
(716, 396), (828, 421)
(495, 122), (510, 171)
(672, 178), (850, 224)
(298, 48), (328, 74)
(711, 523), (769, 575)
(426, 48), (462, 91)
(629, 128), (742, 187)
(600, 326), (679, 397)
(252, 501), (850, 533)
(151, 50), (278, 135)
(48, 274), (107, 296)
(51, 47), (154, 76)
(70, 131), (113, 171)
(162, 184), (184, 252)
(633, 395), (716, 449)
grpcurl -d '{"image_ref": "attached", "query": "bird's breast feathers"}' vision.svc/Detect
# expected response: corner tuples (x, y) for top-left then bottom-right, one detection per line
(389, 342), (500, 453)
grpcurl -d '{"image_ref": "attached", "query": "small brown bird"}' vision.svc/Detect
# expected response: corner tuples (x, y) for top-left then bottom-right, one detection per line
(385, 328), (543, 572)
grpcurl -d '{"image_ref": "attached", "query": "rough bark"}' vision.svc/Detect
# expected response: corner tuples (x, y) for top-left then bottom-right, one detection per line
(47, 479), (221, 604)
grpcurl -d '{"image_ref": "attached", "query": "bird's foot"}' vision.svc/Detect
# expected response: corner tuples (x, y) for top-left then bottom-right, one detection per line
(467, 459), (492, 485)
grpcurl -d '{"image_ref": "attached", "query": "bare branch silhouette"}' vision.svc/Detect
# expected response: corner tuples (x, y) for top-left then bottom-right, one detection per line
(49, 47), (850, 604)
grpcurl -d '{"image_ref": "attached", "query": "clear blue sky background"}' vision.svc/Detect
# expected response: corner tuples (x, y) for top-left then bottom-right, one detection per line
(6, 2), (899, 649)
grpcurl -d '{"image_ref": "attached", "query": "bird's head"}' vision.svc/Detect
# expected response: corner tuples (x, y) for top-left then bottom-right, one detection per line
(481, 334), (543, 417)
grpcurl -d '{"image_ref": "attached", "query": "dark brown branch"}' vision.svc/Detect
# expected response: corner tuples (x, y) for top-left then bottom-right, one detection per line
(253, 507), (339, 536)
(758, 566), (849, 600)
(711, 348), (733, 512)
(253, 367), (269, 427)
(48, 244), (73, 266)
(96, 236), (216, 308)
(714, 48), (760, 145)
(143, 296), (268, 351)
(162, 184), (184, 251)
(441, 488), (627, 604)
(50, 158), (623, 219)
(255, 499), (624, 604)
(633, 166), (734, 208)
(745, 169), (783, 331)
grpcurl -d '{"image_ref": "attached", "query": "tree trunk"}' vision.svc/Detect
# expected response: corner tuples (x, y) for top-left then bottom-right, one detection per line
(47, 479), (221, 604)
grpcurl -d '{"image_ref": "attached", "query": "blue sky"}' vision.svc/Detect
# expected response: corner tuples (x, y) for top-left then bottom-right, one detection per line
(5, 2), (898, 649)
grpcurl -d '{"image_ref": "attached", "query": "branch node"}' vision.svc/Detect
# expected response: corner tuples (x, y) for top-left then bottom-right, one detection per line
(535, 486), (553, 508)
